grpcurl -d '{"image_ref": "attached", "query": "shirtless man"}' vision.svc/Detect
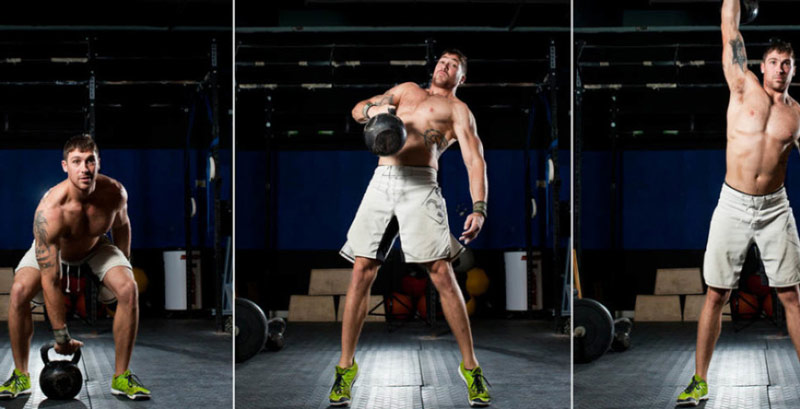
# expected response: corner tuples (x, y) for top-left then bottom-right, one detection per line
(677, 1), (800, 406)
(0, 135), (150, 400)
(329, 49), (490, 407)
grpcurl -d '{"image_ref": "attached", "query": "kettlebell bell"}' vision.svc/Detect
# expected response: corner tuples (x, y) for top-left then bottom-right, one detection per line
(265, 317), (287, 351)
(741, 0), (759, 25)
(40, 342), (83, 400)
(363, 111), (407, 156)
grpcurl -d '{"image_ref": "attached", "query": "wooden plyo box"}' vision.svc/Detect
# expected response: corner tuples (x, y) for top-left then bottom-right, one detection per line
(288, 295), (336, 322)
(0, 268), (13, 294)
(634, 295), (682, 321)
(337, 295), (385, 322)
(684, 294), (732, 322)
(308, 269), (352, 295)
(654, 268), (704, 295)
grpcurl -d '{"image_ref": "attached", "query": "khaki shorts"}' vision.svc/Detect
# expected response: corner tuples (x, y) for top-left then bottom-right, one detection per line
(340, 166), (464, 264)
(703, 183), (800, 289)
(15, 236), (131, 304)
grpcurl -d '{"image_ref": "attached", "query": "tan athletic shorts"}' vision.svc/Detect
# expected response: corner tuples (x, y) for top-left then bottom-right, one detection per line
(703, 183), (800, 289)
(15, 235), (131, 304)
(340, 166), (464, 264)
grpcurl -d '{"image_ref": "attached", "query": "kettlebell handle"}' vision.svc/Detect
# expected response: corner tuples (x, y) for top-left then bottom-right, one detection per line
(40, 342), (82, 365)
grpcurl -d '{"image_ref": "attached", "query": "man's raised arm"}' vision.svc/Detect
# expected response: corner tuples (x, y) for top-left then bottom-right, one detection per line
(722, 0), (751, 93)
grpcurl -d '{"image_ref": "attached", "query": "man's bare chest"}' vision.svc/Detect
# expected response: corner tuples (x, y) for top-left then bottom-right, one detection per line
(398, 94), (453, 127)
(733, 97), (800, 143)
(61, 205), (115, 239)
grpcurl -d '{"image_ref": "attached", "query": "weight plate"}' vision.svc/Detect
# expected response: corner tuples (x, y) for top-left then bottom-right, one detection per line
(235, 298), (268, 363)
(573, 298), (614, 363)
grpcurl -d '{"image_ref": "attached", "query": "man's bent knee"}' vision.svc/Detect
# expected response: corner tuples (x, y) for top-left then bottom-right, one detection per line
(10, 269), (41, 307)
(104, 267), (138, 306)
(115, 279), (138, 307)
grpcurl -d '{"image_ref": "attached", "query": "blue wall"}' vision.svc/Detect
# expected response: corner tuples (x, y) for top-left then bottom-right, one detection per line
(236, 149), (570, 251)
(0, 149), (231, 250)
(582, 149), (800, 250)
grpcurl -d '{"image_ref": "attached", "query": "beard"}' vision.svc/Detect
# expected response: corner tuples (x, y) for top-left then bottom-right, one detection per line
(431, 74), (455, 89)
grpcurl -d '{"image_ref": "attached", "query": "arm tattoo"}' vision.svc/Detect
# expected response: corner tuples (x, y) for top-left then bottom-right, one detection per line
(34, 210), (55, 269)
(378, 94), (394, 106)
(423, 129), (448, 150)
(730, 36), (748, 72)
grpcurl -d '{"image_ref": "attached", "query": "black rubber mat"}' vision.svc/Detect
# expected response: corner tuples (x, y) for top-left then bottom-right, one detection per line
(236, 320), (569, 409)
(575, 321), (798, 409)
(0, 318), (231, 409)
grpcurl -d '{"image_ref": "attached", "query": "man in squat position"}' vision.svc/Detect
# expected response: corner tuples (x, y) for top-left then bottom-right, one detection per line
(0, 135), (150, 400)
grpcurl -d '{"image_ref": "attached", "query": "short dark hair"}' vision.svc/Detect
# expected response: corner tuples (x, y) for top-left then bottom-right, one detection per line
(63, 134), (98, 160)
(439, 48), (467, 76)
(763, 38), (794, 61)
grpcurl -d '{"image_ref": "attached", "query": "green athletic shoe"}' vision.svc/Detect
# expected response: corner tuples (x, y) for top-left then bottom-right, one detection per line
(0, 369), (31, 399)
(329, 360), (359, 407)
(111, 370), (151, 400)
(676, 374), (708, 406)
(458, 362), (492, 407)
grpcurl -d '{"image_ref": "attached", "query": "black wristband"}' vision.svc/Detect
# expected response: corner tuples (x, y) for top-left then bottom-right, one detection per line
(473, 201), (487, 218)
(54, 326), (71, 345)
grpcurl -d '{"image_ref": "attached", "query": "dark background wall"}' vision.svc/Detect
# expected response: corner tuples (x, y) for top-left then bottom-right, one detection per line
(235, 0), (570, 316)
(575, 0), (800, 312)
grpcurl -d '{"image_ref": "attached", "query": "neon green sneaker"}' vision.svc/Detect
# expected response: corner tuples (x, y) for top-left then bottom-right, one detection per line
(329, 360), (359, 407)
(0, 369), (31, 399)
(458, 362), (492, 407)
(111, 370), (151, 400)
(676, 374), (708, 406)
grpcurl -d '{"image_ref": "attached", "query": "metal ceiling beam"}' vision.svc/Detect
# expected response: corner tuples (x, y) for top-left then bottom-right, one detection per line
(238, 25), (568, 33)
(0, 25), (230, 32)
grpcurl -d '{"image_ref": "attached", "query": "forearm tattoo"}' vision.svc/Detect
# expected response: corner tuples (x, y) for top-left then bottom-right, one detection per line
(730, 35), (748, 72)
(423, 129), (447, 150)
(378, 94), (394, 106)
(34, 210), (55, 269)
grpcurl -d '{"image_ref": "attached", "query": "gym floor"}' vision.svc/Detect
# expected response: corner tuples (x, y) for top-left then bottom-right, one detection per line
(574, 321), (800, 409)
(236, 319), (569, 409)
(0, 318), (231, 409)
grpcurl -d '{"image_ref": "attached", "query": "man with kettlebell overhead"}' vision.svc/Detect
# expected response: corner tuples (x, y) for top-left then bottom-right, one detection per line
(0, 135), (150, 400)
(678, 0), (800, 406)
(330, 49), (491, 407)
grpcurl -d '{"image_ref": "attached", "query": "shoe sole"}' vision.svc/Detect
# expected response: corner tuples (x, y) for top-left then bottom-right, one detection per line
(676, 395), (709, 407)
(0, 389), (31, 400)
(329, 371), (358, 407)
(458, 368), (491, 407)
(110, 388), (151, 400)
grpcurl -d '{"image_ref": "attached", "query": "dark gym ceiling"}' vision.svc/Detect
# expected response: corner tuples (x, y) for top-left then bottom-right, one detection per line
(0, 1), (231, 28)
(577, 0), (800, 27)
(237, 0), (569, 29)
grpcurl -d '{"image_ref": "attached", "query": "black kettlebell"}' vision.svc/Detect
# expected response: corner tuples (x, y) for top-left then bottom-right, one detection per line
(40, 343), (83, 400)
(364, 111), (407, 156)
(611, 317), (633, 352)
(265, 317), (287, 351)
(741, 0), (759, 25)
